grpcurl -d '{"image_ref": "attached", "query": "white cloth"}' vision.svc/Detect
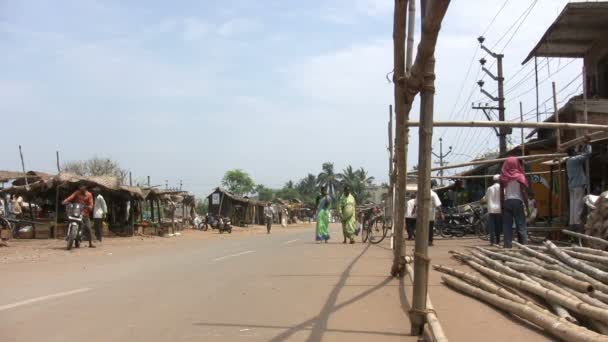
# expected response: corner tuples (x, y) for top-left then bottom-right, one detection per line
(406, 198), (417, 218)
(504, 181), (523, 202)
(11, 196), (23, 215)
(0, 199), (5, 216)
(93, 194), (108, 219)
(569, 187), (585, 225)
(264, 206), (275, 218)
(485, 183), (502, 214)
(430, 190), (442, 222)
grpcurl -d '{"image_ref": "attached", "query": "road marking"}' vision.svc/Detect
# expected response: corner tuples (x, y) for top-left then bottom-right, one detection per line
(0, 288), (91, 312)
(284, 239), (299, 245)
(213, 250), (255, 262)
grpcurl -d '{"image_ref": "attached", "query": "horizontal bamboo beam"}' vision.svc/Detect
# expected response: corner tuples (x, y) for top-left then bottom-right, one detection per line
(559, 131), (608, 151)
(405, 121), (608, 131)
(408, 153), (566, 174)
(425, 170), (563, 180)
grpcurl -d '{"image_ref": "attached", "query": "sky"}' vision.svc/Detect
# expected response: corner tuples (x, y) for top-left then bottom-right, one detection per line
(0, 0), (585, 197)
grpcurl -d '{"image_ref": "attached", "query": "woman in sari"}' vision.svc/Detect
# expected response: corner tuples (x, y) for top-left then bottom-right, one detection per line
(500, 156), (530, 248)
(315, 186), (331, 243)
(339, 185), (357, 244)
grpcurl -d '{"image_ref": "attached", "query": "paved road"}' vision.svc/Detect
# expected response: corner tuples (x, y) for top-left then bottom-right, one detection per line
(0, 224), (413, 342)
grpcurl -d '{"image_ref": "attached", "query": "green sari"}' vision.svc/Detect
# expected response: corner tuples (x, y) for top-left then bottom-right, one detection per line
(339, 194), (356, 240)
(316, 195), (331, 242)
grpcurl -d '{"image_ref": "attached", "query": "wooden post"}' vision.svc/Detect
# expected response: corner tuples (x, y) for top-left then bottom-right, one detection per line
(406, 0), (416, 72)
(54, 151), (61, 239)
(520, 102), (525, 156)
(388, 104), (395, 249)
(583, 65), (591, 193)
(549, 165), (554, 225)
(552, 82), (561, 148)
(390, 0), (408, 279)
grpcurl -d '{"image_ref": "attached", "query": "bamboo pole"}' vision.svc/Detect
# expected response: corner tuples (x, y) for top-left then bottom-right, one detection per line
(565, 250), (608, 264)
(441, 275), (608, 342)
(570, 246), (608, 258)
(425, 170), (562, 180)
(403, 120), (608, 131)
(407, 153), (566, 174)
(504, 262), (594, 293)
(388, 104), (395, 249)
(465, 259), (608, 323)
(552, 82), (561, 148)
(544, 241), (608, 283)
(562, 230), (608, 248)
(520, 102), (525, 156)
(405, 0), (415, 72)
(390, 0), (408, 279)
(559, 131), (608, 151)
(513, 241), (563, 265)
(406, 264), (447, 342)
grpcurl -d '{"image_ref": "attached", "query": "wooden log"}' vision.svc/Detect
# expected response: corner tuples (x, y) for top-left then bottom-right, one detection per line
(562, 230), (608, 248)
(544, 264), (608, 295)
(514, 242), (563, 265)
(471, 251), (528, 280)
(404, 120), (608, 131)
(465, 260), (608, 323)
(505, 262), (595, 293)
(591, 291), (608, 305)
(434, 264), (547, 312)
(569, 251), (608, 265)
(441, 275), (608, 342)
(474, 247), (537, 266)
(570, 246), (608, 258)
(545, 241), (608, 284)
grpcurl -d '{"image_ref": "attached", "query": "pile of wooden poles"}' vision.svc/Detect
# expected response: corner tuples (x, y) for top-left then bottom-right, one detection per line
(585, 191), (608, 245)
(435, 235), (608, 341)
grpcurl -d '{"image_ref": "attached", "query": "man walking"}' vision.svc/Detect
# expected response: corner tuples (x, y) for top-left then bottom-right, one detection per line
(63, 185), (95, 248)
(566, 137), (592, 232)
(264, 202), (275, 234)
(484, 175), (502, 245)
(429, 182), (444, 246)
(405, 193), (417, 240)
(92, 188), (107, 243)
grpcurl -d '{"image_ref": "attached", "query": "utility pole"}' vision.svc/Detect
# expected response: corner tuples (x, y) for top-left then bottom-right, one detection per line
(165, 180), (168, 190)
(474, 36), (510, 156)
(179, 179), (183, 191)
(431, 138), (452, 186)
(129, 171), (133, 186)
(147, 176), (150, 187)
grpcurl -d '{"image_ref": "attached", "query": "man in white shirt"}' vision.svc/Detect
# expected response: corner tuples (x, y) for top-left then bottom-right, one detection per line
(405, 194), (417, 240)
(264, 202), (275, 234)
(92, 189), (108, 242)
(483, 175), (502, 245)
(429, 187), (443, 246)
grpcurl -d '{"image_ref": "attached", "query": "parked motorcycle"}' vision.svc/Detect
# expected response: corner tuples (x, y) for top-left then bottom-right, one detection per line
(439, 205), (485, 238)
(208, 214), (232, 234)
(66, 203), (85, 250)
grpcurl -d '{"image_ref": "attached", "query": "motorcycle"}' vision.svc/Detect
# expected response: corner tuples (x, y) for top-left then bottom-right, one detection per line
(439, 205), (485, 238)
(66, 203), (86, 250)
(208, 214), (232, 234)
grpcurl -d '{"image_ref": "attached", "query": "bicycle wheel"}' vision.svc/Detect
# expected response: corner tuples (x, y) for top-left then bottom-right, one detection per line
(362, 222), (370, 243)
(439, 221), (453, 238)
(369, 218), (386, 244)
(382, 219), (392, 239)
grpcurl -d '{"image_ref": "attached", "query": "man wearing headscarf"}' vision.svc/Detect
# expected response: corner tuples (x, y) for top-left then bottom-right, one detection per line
(500, 157), (530, 248)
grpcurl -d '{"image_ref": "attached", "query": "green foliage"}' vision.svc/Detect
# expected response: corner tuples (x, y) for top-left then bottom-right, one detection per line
(221, 169), (255, 196)
(195, 199), (208, 215)
(317, 162), (338, 197)
(275, 181), (300, 201)
(255, 184), (274, 202)
(296, 173), (318, 207)
(337, 166), (375, 204)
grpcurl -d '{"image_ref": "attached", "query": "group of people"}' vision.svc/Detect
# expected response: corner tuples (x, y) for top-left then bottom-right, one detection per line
(0, 194), (25, 219)
(484, 138), (593, 248)
(404, 183), (444, 246)
(314, 185), (358, 244)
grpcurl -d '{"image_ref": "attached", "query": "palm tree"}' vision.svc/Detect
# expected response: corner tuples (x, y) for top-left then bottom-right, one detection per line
(337, 165), (357, 188)
(296, 173), (318, 206)
(317, 162), (338, 197)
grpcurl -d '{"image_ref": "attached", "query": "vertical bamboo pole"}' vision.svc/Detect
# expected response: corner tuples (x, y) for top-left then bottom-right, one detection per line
(520, 102), (525, 156)
(411, 0), (435, 335)
(390, 0), (408, 278)
(388, 105), (395, 249)
(54, 151), (61, 239)
(552, 82), (563, 223)
(406, 0), (416, 73)
(582, 65), (590, 192)
(552, 82), (561, 148)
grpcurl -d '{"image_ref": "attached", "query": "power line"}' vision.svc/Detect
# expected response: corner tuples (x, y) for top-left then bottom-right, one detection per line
(481, 0), (511, 36)
(506, 58), (578, 105)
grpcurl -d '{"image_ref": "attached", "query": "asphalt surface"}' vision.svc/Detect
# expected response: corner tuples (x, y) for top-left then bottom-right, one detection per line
(0, 224), (413, 342)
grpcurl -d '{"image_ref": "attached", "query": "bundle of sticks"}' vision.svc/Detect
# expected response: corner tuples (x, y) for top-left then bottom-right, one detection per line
(436, 236), (608, 341)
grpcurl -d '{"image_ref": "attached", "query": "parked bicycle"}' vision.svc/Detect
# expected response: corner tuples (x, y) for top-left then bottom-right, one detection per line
(360, 207), (390, 244)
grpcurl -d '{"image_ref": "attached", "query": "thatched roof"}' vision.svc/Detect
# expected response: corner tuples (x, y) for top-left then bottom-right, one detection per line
(0, 171), (27, 183)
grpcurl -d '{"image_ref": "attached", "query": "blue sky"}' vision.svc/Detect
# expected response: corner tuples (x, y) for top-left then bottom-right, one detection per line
(1, 0), (583, 197)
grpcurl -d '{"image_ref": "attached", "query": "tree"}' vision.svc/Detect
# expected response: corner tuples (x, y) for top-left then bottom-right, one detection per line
(62, 157), (128, 184)
(317, 162), (338, 197)
(275, 181), (300, 201)
(221, 169), (255, 196)
(255, 184), (274, 202)
(337, 166), (375, 204)
(195, 198), (208, 215)
(296, 173), (318, 206)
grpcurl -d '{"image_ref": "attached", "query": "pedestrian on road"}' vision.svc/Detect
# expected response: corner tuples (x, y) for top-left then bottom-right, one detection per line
(483, 175), (502, 245)
(405, 193), (417, 240)
(315, 186), (331, 243)
(566, 137), (592, 232)
(264, 202), (275, 234)
(63, 185), (95, 248)
(339, 185), (356, 244)
(429, 182), (443, 246)
(500, 157), (530, 248)
(92, 188), (107, 243)
(10, 195), (23, 219)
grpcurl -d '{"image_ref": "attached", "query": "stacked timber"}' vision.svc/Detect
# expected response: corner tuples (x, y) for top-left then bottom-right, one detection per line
(436, 234), (608, 341)
(584, 191), (608, 246)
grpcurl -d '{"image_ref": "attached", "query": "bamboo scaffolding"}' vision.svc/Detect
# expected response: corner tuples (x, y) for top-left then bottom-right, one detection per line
(408, 153), (566, 174)
(404, 120), (608, 131)
(559, 131), (608, 151)
(441, 275), (608, 342)
(423, 170), (563, 180)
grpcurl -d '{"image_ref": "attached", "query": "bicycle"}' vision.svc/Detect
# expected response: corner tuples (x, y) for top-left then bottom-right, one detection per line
(361, 213), (390, 244)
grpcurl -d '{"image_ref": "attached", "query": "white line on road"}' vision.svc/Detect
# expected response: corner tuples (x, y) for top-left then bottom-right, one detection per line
(213, 250), (255, 262)
(284, 239), (299, 245)
(0, 288), (92, 312)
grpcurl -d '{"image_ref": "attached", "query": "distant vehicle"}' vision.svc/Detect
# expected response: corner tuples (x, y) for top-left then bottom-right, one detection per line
(65, 203), (86, 250)
(207, 214), (232, 234)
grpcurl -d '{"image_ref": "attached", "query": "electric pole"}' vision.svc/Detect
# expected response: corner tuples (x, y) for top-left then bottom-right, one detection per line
(431, 138), (452, 186)
(473, 36), (511, 156)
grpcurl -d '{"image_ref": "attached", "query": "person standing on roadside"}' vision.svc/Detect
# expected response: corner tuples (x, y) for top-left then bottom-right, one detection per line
(566, 136), (592, 232)
(264, 202), (275, 234)
(405, 193), (417, 240)
(63, 185), (95, 248)
(315, 186), (331, 243)
(500, 157), (530, 248)
(10, 195), (23, 219)
(338, 185), (357, 244)
(483, 175), (502, 245)
(92, 188), (107, 243)
(429, 182), (444, 247)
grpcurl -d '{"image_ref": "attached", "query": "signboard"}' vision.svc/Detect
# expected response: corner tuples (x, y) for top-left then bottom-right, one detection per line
(212, 193), (220, 205)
